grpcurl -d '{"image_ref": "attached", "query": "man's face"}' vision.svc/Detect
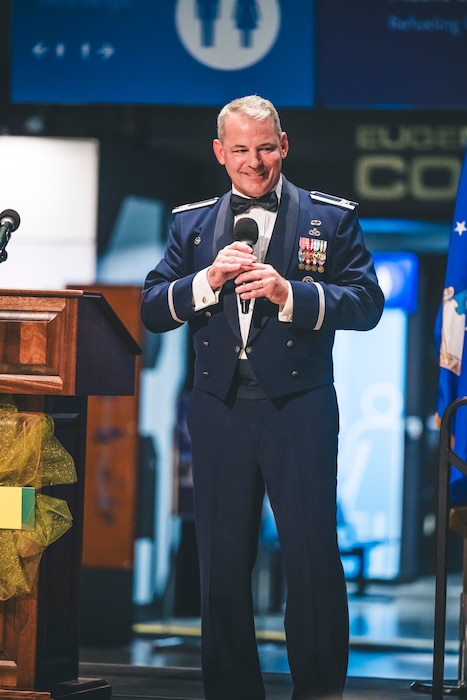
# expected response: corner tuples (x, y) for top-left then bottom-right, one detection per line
(213, 113), (289, 198)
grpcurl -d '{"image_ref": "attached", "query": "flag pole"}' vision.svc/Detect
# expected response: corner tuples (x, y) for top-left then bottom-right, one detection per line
(412, 397), (467, 698)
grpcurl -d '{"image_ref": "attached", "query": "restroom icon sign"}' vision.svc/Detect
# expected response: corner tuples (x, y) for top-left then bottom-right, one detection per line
(176, 0), (281, 70)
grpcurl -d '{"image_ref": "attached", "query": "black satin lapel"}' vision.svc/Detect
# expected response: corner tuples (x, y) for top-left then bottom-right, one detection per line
(211, 194), (240, 338)
(249, 180), (299, 341)
(264, 180), (299, 276)
(212, 194), (234, 258)
(221, 280), (241, 338)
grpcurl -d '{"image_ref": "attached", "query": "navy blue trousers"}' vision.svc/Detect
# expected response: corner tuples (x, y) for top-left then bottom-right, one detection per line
(187, 384), (348, 700)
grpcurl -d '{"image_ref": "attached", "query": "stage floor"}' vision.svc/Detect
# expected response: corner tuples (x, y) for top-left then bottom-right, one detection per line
(79, 662), (434, 700)
(79, 575), (464, 698)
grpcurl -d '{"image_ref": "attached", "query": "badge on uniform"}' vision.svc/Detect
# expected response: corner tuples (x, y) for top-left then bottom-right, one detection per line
(298, 238), (327, 272)
(308, 219), (321, 236)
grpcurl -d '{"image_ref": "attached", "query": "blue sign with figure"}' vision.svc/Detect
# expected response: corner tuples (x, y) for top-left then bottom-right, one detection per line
(11, 0), (315, 107)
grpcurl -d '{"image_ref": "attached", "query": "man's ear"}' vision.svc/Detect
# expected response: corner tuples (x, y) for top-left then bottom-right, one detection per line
(213, 139), (225, 165)
(280, 132), (289, 159)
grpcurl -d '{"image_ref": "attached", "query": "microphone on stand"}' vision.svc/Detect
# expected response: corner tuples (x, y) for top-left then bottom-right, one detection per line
(233, 217), (259, 314)
(0, 209), (21, 263)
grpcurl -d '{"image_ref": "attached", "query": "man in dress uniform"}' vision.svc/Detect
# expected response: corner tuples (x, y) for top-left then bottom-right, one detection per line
(141, 95), (384, 700)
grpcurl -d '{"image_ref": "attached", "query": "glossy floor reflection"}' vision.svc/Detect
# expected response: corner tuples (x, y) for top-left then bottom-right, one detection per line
(80, 575), (463, 684)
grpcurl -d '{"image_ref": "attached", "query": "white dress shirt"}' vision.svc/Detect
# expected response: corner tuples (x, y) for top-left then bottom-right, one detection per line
(192, 176), (293, 354)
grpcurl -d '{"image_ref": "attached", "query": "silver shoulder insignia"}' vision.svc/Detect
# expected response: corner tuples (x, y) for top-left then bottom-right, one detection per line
(310, 191), (358, 210)
(172, 197), (219, 214)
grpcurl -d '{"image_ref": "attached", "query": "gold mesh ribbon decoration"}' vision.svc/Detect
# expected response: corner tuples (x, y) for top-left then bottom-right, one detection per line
(0, 396), (77, 600)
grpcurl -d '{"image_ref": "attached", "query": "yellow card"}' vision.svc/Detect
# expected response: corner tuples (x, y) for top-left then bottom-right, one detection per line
(0, 487), (35, 530)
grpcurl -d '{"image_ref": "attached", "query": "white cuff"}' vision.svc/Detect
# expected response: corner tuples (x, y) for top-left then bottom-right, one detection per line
(193, 268), (220, 311)
(278, 282), (293, 322)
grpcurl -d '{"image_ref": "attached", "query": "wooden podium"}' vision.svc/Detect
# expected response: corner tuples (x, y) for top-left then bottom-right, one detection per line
(80, 284), (143, 646)
(0, 289), (141, 699)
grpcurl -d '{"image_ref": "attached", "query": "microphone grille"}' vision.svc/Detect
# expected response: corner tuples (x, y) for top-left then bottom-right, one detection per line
(233, 217), (259, 246)
(0, 209), (20, 232)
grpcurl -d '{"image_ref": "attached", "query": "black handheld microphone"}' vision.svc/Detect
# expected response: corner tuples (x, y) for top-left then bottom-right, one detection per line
(0, 209), (21, 263)
(233, 217), (259, 314)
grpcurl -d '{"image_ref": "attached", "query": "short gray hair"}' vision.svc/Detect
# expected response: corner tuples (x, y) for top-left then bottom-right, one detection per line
(217, 95), (283, 142)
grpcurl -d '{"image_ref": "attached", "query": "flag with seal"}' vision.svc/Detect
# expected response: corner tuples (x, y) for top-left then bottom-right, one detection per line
(435, 149), (467, 502)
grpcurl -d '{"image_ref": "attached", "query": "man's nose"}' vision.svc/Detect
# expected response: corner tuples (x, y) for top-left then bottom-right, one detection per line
(247, 151), (262, 168)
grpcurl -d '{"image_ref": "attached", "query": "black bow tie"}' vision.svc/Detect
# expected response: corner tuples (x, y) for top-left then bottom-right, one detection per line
(230, 191), (278, 215)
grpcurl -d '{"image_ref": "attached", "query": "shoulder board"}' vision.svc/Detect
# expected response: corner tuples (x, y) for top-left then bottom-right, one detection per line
(310, 191), (358, 210)
(172, 197), (219, 214)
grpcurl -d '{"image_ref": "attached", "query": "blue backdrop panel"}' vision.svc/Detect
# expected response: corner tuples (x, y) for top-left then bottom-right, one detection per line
(317, 0), (467, 108)
(11, 0), (314, 107)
